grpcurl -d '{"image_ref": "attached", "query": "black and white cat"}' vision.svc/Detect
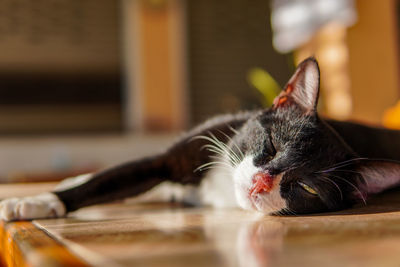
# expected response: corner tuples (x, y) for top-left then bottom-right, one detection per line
(2, 57), (400, 220)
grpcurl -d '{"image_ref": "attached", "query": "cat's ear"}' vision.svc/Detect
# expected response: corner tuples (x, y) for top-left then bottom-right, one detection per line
(273, 57), (320, 113)
(354, 160), (400, 199)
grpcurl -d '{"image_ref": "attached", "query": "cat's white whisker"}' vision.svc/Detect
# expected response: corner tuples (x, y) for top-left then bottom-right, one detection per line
(208, 132), (243, 165)
(194, 161), (233, 173)
(316, 157), (368, 173)
(228, 125), (239, 135)
(326, 169), (370, 188)
(319, 175), (343, 201)
(217, 129), (245, 160)
(205, 145), (240, 166)
(203, 145), (226, 156)
(196, 133), (242, 166)
(283, 207), (297, 216)
(330, 174), (367, 205)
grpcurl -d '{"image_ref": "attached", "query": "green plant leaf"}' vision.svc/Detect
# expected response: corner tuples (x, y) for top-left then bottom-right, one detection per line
(247, 68), (281, 107)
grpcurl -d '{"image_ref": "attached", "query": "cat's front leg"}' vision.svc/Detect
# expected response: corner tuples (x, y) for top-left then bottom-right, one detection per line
(0, 113), (251, 221)
(0, 154), (168, 221)
(0, 173), (94, 221)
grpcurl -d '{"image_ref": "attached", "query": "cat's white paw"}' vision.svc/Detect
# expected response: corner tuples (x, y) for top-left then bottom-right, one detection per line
(0, 193), (66, 221)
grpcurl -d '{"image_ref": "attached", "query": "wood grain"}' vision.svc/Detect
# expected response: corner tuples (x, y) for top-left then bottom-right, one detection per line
(4, 183), (400, 266)
(0, 221), (89, 267)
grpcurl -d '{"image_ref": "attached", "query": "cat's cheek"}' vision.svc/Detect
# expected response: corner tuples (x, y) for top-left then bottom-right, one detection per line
(251, 185), (287, 214)
(233, 156), (260, 211)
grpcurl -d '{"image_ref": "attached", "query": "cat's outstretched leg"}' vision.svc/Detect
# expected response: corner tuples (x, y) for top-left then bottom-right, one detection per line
(0, 174), (92, 220)
(0, 113), (251, 221)
(0, 154), (173, 221)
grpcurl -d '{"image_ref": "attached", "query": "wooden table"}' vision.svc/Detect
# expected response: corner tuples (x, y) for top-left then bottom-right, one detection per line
(2, 183), (400, 266)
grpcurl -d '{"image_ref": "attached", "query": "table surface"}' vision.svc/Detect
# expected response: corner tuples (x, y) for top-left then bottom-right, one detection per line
(3, 183), (400, 267)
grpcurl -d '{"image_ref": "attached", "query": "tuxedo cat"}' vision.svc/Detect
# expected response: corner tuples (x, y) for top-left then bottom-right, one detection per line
(2, 57), (400, 221)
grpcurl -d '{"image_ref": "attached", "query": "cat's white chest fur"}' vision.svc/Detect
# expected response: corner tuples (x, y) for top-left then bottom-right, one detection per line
(199, 161), (238, 208)
(131, 156), (239, 208)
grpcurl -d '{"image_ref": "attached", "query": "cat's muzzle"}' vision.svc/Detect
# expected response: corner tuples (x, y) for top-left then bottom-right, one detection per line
(249, 172), (274, 196)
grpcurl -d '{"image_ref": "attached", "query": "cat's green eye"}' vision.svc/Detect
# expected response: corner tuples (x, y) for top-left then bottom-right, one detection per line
(298, 182), (318, 195)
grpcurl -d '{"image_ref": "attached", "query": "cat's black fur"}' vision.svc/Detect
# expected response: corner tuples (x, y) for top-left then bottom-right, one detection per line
(55, 112), (252, 211)
(54, 58), (400, 215)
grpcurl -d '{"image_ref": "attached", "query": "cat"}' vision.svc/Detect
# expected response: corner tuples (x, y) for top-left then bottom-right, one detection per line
(2, 57), (400, 221)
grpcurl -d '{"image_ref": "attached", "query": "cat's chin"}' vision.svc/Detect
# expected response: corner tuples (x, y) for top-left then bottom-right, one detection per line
(248, 192), (286, 214)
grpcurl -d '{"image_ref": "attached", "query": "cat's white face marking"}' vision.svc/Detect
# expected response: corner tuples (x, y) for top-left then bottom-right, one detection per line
(233, 156), (287, 213)
(200, 156), (239, 208)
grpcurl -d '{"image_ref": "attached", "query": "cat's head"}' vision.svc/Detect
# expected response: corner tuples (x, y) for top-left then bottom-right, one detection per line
(230, 57), (400, 214)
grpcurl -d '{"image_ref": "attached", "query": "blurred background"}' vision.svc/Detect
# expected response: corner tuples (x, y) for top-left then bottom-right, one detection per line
(0, 0), (399, 183)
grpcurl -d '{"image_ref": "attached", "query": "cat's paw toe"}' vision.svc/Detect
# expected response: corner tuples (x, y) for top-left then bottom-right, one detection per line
(0, 193), (66, 221)
(0, 198), (20, 221)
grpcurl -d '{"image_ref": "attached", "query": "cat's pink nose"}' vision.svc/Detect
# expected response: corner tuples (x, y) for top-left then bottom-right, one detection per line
(250, 172), (274, 196)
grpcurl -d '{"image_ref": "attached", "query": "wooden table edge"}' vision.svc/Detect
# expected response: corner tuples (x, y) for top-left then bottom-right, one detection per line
(0, 220), (90, 267)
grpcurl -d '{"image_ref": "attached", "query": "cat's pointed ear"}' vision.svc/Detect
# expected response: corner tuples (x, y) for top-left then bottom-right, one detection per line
(273, 57), (320, 113)
(354, 160), (400, 199)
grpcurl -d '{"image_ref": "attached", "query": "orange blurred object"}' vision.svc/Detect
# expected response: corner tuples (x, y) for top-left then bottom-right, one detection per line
(383, 101), (400, 129)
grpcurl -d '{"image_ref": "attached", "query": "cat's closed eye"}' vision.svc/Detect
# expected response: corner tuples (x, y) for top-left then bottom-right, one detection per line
(254, 152), (274, 166)
(268, 133), (277, 156)
(298, 182), (318, 195)
(253, 134), (276, 166)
